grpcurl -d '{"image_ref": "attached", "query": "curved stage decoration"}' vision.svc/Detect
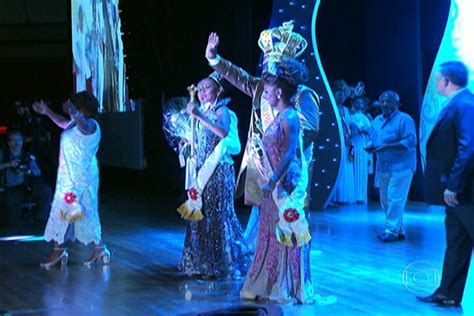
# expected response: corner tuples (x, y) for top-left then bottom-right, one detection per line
(420, 0), (474, 169)
(265, 0), (343, 210)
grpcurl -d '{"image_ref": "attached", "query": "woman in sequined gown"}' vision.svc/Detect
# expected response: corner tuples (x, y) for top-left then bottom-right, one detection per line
(179, 74), (250, 279)
(240, 59), (315, 304)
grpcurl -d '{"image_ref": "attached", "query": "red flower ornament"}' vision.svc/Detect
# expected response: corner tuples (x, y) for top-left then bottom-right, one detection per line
(188, 187), (199, 201)
(283, 208), (300, 223)
(64, 192), (77, 204)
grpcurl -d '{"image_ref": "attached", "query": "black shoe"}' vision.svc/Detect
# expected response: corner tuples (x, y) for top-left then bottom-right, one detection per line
(416, 293), (446, 303)
(437, 299), (460, 307)
(398, 233), (406, 240)
(377, 232), (399, 242)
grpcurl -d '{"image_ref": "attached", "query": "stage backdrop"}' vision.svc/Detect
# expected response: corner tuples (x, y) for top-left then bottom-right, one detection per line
(71, 0), (130, 113)
(420, 0), (474, 169)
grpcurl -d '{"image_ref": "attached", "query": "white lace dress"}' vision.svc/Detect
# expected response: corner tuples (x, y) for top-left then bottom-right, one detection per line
(44, 120), (102, 245)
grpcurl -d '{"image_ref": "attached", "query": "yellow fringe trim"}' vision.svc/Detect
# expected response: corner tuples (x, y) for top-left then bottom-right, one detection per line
(276, 229), (311, 247)
(68, 210), (84, 223)
(60, 209), (84, 223)
(177, 202), (204, 221)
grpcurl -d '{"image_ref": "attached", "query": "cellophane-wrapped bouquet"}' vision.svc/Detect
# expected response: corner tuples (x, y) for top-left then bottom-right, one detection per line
(162, 97), (192, 154)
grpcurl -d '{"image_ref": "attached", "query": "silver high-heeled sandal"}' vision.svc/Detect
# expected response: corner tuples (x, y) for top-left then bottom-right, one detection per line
(83, 245), (110, 267)
(40, 248), (68, 268)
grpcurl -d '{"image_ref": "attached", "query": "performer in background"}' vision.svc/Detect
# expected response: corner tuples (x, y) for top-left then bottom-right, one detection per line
(350, 97), (372, 203)
(33, 92), (109, 268)
(205, 21), (320, 251)
(0, 130), (52, 231)
(369, 90), (416, 242)
(239, 58), (314, 304)
(331, 79), (356, 204)
(178, 72), (250, 279)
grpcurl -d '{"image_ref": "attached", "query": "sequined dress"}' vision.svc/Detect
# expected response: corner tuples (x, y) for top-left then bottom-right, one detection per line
(240, 108), (315, 303)
(179, 104), (251, 279)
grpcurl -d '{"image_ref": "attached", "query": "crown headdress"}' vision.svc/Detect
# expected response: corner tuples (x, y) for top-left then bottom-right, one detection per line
(208, 71), (224, 88)
(258, 21), (308, 66)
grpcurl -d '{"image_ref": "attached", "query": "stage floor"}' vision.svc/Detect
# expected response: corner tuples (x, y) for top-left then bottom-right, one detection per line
(0, 192), (472, 315)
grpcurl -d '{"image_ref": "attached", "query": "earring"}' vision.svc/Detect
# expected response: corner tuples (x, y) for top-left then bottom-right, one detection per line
(277, 95), (281, 100)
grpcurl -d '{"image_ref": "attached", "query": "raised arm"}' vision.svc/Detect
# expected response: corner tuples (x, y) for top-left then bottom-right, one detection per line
(32, 100), (70, 129)
(205, 32), (260, 99)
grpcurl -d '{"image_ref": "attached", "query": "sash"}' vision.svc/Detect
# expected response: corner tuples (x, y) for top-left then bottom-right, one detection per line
(259, 125), (311, 247)
(177, 99), (240, 221)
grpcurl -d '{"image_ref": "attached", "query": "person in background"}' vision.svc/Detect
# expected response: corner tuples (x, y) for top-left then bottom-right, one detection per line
(0, 130), (51, 232)
(10, 101), (56, 188)
(350, 98), (371, 203)
(331, 80), (356, 204)
(367, 100), (382, 120)
(368, 90), (417, 242)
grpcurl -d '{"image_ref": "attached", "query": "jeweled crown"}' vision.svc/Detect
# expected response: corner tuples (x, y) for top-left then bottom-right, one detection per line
(258, 21), (308, 64)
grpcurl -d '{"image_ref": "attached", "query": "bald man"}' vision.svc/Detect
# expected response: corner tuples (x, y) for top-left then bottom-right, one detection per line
(369, 91), (417, 242)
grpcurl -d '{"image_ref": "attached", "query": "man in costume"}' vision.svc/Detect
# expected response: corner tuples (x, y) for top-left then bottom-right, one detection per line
(205, 21), (320, 249)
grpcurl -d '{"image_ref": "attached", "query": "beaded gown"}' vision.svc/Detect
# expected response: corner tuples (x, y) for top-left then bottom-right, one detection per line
(240, 108), (315, 303)
(179, 103), (251, 279)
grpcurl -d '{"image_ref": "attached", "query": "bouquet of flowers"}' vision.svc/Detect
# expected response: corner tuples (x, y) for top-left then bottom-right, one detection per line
(162, 97), (192, 154)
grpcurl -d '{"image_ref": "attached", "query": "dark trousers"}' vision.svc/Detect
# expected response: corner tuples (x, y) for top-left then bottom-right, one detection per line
(436, 204), (474, 302)
(5, 181), (52, 226)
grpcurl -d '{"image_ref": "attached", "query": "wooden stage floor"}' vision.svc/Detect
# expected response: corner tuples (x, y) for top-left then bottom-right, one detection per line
(0, 192), (473, 315)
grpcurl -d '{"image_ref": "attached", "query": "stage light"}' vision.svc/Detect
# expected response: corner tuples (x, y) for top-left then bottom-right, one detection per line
(0, 235), (44, 242)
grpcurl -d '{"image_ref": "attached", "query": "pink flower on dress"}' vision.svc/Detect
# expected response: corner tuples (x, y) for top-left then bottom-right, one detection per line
(283, 208), (299, 223)
(64, 192), (77, 204)
(188, 187), (199, 201)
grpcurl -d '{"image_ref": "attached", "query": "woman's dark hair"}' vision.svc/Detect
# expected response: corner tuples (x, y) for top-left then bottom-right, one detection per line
(199, 76), (227, 99)
(262, 58), (308, 102)
(69, 91), (99, 118)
